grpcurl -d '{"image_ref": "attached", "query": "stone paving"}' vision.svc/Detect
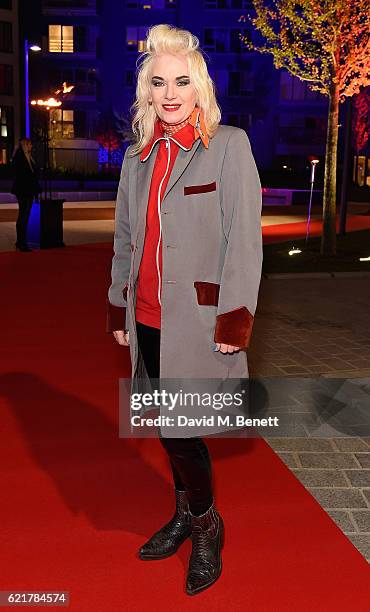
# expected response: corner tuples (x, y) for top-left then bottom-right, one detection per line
(249, 276), (370, 379)
(264, 436), (370, 562)
(249, 277), (370, 562)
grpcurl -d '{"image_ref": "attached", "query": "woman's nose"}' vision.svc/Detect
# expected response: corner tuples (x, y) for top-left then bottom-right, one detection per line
(165, 84), (176, 99)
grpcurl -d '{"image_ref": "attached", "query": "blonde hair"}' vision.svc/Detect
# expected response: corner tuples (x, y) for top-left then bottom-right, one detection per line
(12, 138), (34, 164)
(129, 24), (221, 157)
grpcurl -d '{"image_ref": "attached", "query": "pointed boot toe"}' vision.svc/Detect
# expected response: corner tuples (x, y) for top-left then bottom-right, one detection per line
(186, 503), (224, 595)
(138, 489), (192, 560)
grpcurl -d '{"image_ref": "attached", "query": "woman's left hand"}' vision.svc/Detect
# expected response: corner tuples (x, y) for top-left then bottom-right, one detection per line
(215, 343), (240, 354)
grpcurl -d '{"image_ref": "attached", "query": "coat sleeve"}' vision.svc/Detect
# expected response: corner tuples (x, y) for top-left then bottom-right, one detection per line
(213, 129), (263, 349)
(106, 146), (132, 333)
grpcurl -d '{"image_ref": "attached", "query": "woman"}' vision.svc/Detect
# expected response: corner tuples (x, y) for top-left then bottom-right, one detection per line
(11, 138), (41, 252)
(107, 24), (262, 595)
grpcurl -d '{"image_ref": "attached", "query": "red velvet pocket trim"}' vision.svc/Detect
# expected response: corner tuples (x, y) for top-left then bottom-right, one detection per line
(184, 181), (216, 196)
(194, 281), (220, 306)
(214, 306), (254, 349)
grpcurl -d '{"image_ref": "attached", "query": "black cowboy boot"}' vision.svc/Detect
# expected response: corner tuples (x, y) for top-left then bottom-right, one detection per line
(186, 502), (224, 595)
(138, 488), (192, 560)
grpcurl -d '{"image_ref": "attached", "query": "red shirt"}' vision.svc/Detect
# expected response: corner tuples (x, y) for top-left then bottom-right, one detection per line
(135, 118), (199, 328)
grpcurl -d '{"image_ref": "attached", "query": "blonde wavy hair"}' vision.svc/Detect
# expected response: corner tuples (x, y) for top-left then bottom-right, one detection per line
(129, 24), (222, 157)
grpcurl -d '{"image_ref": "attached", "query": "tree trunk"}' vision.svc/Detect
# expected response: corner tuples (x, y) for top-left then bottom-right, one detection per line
(321, 80), (340, 256)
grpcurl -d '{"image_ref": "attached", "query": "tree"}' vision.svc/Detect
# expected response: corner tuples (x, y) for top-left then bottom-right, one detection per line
(352, 88), (370, 155)
(242, 0), (370, 255)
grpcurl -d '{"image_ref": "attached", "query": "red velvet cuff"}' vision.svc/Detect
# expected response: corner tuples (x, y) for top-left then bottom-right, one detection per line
(214, 306), (254, 349)
(106, 299), (126, 333)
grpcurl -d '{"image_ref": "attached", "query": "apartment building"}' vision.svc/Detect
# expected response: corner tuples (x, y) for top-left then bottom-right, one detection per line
(100, 0), (328, 170)
(18, 0), (100, 171)
(0, 0), (20, 163)
(20, 0), (330, 172)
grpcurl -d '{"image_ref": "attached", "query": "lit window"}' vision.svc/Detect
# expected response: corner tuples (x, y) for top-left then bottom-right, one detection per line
(50, 109), (74, 139)
(49, 25), (74, 53)
(126, 26), (148, 51)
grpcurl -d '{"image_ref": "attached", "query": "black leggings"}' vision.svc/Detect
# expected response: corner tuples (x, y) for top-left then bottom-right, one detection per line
(136, 321), (214, 515)
(16, 196), (33, 247)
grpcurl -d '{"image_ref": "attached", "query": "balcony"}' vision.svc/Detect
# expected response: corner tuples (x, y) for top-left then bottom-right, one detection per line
(69, 82), (97, 100)
(276, 126), (326, 156)
(42, 0), (97, 17)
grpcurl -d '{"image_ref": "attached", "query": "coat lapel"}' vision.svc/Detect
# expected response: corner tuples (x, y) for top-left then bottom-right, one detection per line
(135, 148), (157, 242)
(162, 138), (202, 202)
(135, 136), (202, 240)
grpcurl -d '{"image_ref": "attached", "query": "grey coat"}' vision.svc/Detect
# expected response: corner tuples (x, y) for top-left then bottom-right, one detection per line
(107, 124), (263, 433)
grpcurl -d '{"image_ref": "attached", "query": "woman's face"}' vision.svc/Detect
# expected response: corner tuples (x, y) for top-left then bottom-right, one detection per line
(149, 53), (197, 124)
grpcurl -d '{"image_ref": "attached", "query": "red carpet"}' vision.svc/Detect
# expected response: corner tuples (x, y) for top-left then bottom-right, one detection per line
(262, 213), (370, 243)
(0, 244), (369, 611)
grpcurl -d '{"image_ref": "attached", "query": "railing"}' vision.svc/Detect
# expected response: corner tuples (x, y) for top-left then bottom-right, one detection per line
(74, 82), (96, 96)
(278, 127), (325, 146)
(43, 0), (96, 8)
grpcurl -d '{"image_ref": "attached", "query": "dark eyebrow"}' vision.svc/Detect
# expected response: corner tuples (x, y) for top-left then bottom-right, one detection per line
(151, 75), (190, 80)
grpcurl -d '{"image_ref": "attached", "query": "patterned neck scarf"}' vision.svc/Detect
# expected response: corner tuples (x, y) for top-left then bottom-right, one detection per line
(160, 115), (190, 136)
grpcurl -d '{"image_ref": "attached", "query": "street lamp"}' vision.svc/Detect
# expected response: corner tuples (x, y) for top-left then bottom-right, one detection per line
(24, 39), (41, 138)
(306, 158), (320, 243)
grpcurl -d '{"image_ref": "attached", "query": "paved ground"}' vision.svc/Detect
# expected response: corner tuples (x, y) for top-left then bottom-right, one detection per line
(0, 209), (323, 252)
(1, 213), (369, 562)
(250, 277), (370, 561)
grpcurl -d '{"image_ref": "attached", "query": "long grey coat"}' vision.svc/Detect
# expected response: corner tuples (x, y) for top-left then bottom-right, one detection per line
(107, 124), (263, 433)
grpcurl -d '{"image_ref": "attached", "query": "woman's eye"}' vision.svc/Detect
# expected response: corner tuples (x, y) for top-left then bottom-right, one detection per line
(152, 80), (189, 87)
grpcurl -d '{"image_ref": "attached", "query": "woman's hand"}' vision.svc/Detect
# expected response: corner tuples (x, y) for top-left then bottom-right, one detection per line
(113, 330), (130, 346)
(215, 343), (240, 354)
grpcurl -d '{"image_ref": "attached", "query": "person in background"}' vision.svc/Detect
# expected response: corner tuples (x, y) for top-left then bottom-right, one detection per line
(11, 138), (41, 252)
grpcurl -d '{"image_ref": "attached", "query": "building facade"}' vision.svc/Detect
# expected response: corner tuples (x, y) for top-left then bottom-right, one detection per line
(19, 0), (333, 174)
(0, 0), (20, 164)
(100, 0), (328, 171)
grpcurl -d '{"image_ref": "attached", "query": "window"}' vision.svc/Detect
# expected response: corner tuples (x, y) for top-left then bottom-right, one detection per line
(50, 109), (74, 139)
(48, 25), (74, 53)
(230, 28), (250, 52)
(226, 113), (252, 130)
(0, 1), (12, 9)
(126, 26), (148, 51)
(126, 70), (134, 86)
(0, 63), (12, 94)
(209, 69), (228, 96)
(229, 70), (253, 95)
(0, 106), (9, 138)
(0, 21), (12, 52)
(204, 0), (252, 8)
(125, 0), (176, 7)
(203, 28), (228, 53)
(203, 28), (250, 53)
(277, 113), (326, 145)
(280, 72), (322, 101)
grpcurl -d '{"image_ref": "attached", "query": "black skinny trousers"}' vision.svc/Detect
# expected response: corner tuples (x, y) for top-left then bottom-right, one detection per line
(16, 196), (33, 247)
(136, 321), (214, 516)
